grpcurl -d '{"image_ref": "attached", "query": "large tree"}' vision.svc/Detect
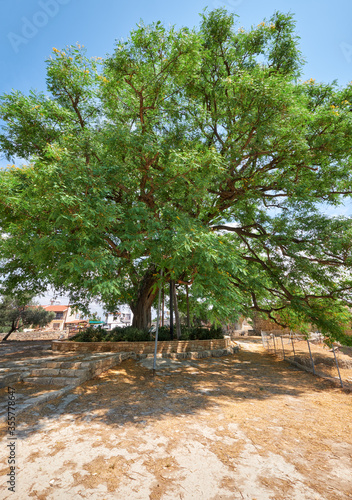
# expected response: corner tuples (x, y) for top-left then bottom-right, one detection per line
(1, 9), (352, 342)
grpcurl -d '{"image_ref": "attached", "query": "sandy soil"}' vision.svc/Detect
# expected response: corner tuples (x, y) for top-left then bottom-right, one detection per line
(260, 335), (352, 388)
(286, 340), (352, 385)
(1, 340), (352, 499)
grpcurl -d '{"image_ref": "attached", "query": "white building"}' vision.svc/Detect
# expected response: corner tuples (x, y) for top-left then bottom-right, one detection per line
(104, 306), (132, 329)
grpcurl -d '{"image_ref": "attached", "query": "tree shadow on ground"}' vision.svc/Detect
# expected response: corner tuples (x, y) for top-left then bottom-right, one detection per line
(2, 347), (340, 441)
(0, 341), (52, 361)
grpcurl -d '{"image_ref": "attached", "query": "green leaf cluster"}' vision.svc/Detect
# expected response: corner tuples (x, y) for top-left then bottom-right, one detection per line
(1, 10), (352, 339)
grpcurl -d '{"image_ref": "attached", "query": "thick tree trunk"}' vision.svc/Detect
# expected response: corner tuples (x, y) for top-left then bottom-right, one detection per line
(131, 266), (158, 330)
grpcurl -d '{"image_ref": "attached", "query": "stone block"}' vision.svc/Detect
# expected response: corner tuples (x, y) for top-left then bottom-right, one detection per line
(186, 352), (199, 359)
(201, 350), (211, 358)
(58, 369), (87, 377)
(176, 352), (187, 359)
(29, 368), (61, 377)
(211, 349), (225, 357)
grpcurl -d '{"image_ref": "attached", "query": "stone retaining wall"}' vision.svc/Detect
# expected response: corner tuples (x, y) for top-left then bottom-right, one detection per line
(252, 316), (291, 335)
(0, 330), (70, 341)
(52, 338), (231, 354)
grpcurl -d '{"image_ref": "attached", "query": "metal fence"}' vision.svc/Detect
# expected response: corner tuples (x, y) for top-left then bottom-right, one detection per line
(260, 331), (352, 389)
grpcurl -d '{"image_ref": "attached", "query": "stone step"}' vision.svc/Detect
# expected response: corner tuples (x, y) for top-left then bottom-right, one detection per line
(42, 361), (85, 369)
(3, 352), (136, 390)
(36, 354), (121, 370)
(0, 371), (30, 388)
(28, 368), (88, 378)
(22, 376), (78, 386)
(0, 385), (78, 423)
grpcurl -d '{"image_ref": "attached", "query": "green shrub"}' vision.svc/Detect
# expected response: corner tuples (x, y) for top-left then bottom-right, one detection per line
(179, 325), (223, 340)
(69, 324), (224, 342)
(153, 326), (173, 341)
(109, 326), (150, 342)
(70, 326), (107, 342)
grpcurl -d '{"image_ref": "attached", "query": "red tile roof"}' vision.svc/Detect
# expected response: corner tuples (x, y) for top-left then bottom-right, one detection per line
(43, 305), (69, 312)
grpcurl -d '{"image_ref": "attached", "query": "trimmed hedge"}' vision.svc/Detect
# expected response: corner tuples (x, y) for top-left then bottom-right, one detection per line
(70, 325), (223, 342)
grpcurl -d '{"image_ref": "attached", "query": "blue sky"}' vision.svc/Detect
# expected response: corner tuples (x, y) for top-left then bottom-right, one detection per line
(2, 0), (352, 97)
(1, 0), (352, 314)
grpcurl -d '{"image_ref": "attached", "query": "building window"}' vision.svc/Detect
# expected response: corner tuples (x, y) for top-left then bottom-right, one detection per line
(55, 312), (64, 320)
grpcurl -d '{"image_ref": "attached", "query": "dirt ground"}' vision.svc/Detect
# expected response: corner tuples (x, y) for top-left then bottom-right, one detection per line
(261, 335), (352, 388)
(286, 340), (352, 385)
(1, 339), (352, 499)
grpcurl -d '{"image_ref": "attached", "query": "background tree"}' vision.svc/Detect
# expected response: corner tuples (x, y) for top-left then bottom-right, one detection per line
(0, 295), (55, 341)
(89, 312), (102, 321)
(1, 9), (352, 342)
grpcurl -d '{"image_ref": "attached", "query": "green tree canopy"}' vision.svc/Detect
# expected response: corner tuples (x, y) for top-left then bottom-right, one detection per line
(0, 295), (55, 341)
(1, 9), (352, 342)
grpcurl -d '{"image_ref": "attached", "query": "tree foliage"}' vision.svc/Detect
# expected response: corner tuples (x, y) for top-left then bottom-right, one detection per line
(1, 9), (352, 342)
(0, 295), (55, 340)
